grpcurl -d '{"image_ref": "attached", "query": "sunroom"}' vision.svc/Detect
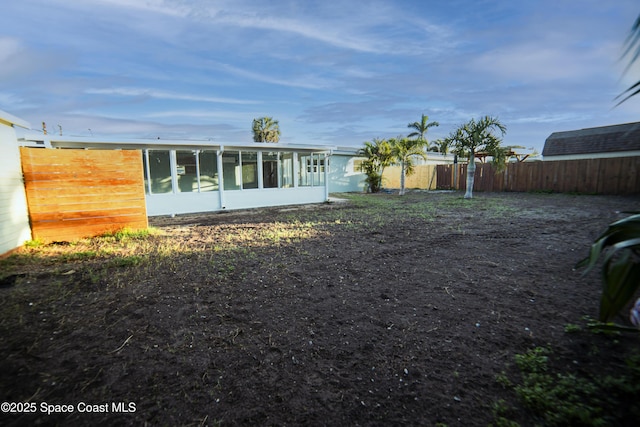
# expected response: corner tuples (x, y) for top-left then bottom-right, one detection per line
(140, 144), (332, 216)
(17, 133), (335, 216)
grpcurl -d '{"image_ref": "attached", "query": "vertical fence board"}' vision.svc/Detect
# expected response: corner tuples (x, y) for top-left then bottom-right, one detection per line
(20, 147), (148, 242)
(435, 156), (640, 195)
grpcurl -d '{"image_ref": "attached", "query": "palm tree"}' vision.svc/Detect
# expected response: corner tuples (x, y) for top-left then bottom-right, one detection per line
(389, 136), (428, 196)
(407, 114), (439, 150)
(447, 116), (506, 199)
(431, 138), (452, 154)
(252, 117), (281, 142)
(615, 14), (640, 105)
(357, 138), (393, 193)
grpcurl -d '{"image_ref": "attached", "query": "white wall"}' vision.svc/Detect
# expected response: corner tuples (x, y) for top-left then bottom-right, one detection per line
(0, 117), (32, 255)
(146, 186), (327, 216)
(543, 151), (640, 161)
(328, 154), (366, 193)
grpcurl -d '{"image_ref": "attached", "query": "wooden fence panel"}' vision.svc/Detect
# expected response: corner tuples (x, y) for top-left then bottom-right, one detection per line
(436, 165), (452, 189)
(435, 156), (640, 195)
(20, 147), (148, 242)
(383, 165), (438, 190)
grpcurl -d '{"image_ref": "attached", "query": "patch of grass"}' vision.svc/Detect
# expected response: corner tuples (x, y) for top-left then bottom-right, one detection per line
(108, 255), (145, 268)
(564, 323), (582, 333)
(494, 347), (640, 426)
(101, 227), (159, 242)
(24, 239), (45, 248)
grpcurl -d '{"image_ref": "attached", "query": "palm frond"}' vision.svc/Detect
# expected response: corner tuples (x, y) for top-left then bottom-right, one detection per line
(616, 14), (640, 106)
(577, 213), (640, 324)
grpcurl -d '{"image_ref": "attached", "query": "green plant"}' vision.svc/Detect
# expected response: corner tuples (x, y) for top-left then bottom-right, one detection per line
(389, 135), (431, 196)
(252, 116), (280, 143)
(564, 323), (582, 333)
(577, 212), (640, 332)
(615, 14), (640, 105)
(446, 115), (507, 199)
(103, 227), (157, 242)
(490, 400), (520, 427)
(495, 347), (640, 426)
(495, 371), (512, 388)
(24, 239), (44, 248)
(357, 138), (393, 193)
(108, 255), (144, 267)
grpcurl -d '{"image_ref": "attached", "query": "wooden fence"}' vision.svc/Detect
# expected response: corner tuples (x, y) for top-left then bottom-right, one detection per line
(436, 157), (640, 194)
(20, 147), (148, 242)
(383, 165), (438, 190)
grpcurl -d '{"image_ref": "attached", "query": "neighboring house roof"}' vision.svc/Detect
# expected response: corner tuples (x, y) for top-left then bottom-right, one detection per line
(542, 121), (640, 157)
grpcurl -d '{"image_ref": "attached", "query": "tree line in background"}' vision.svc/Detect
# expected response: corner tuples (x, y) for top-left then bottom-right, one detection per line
(358, 114), (507, 198)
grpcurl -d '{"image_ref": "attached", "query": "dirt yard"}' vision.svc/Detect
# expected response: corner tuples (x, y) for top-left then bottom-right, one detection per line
(1, 191), (639, 426)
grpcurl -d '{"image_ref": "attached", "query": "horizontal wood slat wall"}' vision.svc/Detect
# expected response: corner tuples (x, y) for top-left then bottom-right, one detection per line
(435, 157), (640, 195)
(20, 147), (148, 242)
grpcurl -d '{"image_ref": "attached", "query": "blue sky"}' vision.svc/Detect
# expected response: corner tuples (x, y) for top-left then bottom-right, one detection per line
(1, 0), (639, 152)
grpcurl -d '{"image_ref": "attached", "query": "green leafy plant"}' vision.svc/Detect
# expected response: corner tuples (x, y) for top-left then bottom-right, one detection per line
(446, 115), (507, 199)
(389, 135), (430, 196)
(615, 14), (640, 105)
(564, 323), (582, 333)
(495, 347), (640, 426)
(357, 138), (393, 193)
(577, 213), (640, 331)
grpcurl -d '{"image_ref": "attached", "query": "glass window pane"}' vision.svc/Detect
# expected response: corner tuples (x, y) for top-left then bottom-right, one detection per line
(298, 154), (312, 187)
(263, 152), (279, 188)
(241, 151), (258, 189)
(142, 151), (150, 194)
(148, 150), (172, 194)
(280, 152), (294, 188)
(316, 154), (325, 185)
(222, 151), (241, 191)
(176, 150), (198, 193)
(199, 150), (218, 192)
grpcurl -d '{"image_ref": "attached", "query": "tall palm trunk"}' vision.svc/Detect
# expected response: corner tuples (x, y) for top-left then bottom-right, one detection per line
(399, 161), (406, 196)
(464, 150), (475, 199)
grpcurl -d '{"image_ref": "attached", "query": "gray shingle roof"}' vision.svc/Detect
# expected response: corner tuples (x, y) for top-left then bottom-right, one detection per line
(542, 122), (640, 157)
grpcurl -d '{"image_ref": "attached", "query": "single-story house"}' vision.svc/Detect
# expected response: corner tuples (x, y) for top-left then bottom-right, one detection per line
(17, 130), (339, 217)
(542, 121), (640, 160)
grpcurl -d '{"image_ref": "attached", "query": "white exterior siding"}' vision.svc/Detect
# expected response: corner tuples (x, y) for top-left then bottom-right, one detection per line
(543, 151), (640, 161)
(0, 113), (32, 255)
(328, 154), (366, 193)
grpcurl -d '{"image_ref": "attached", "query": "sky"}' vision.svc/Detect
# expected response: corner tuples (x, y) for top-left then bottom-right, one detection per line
(1, 0), (639, 153)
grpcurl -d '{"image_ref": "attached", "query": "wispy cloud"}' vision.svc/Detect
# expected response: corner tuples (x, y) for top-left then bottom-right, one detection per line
(85, 87), (260, 105)
(208, 62), (335, 90)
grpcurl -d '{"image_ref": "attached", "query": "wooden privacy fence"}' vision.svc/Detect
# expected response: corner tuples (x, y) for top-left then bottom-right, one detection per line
(436, 157), (640, 194)
(20, 147), (148, 242)
(382, 165), (438, 190)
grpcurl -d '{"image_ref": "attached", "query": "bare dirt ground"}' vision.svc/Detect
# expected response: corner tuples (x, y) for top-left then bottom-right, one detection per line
(1, 191), (639, 426)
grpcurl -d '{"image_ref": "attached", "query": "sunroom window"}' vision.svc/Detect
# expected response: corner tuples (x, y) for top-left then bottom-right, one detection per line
(176, 150), (198, 192)
(241, 151), (258, 189)
(280, 152), (294, 188)
(222, 151), (241, 191)
(146, 150), (172, 194)
(198, 150), (218, 192)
